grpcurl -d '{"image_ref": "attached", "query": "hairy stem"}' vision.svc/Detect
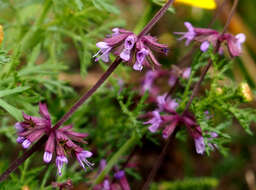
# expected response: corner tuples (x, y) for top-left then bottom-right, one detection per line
(53, 57), (121, 130)
(0, 136), (48, 183)
(138, 0), (174, 38)
(141, 128), (178, 190)
(134, 2), (155, 35)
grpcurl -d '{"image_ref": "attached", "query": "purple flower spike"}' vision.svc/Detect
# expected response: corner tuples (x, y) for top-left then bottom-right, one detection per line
(144, 111), (162, 133)
(133, 48), (149, 71)
(15, 103), (93, 174)
(44, 151), (53, 163)
(22, 139), (31, 149)
(120, 35), (136, 61)
(175, 22), (196, 46)
(94, 28), (169, 70)
(194, 136), (205, 154)
(175, 22), (246, 57)
(56, 156), (68, 176)
(76, 150), (94, 170)
(200, 41), (210, 52)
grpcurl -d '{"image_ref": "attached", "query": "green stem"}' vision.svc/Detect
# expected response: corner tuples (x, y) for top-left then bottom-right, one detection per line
(92, 132), (139, 186)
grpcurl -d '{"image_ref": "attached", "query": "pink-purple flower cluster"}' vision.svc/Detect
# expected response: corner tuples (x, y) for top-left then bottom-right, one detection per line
(144, 95), (205, 154)
(175, 22), (246, 57)
(15, 103), (93, 175)
(94, 28), (168, 71)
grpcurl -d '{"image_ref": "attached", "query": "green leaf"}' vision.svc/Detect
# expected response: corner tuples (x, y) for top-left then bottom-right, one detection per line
(0, 86), (30, 98)
(0, 99), (22, 121)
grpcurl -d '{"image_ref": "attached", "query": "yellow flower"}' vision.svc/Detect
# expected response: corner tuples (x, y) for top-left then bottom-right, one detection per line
(175, 0), (217, 10)
(0, 25), (3, 45)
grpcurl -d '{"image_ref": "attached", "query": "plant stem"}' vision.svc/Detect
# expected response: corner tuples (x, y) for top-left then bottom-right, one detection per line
(138, 0), (174, 38)
(52, 57), (122, 130)
(133, 2), (155, 35)
(92, 132), (139, 186)
(0, 136), (48, 183)
(141, 128), (178, 190)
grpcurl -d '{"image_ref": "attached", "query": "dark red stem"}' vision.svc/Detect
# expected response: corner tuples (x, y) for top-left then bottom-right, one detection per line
(138, 0), (174, 39)
(0, 136), (48, 182)
(53, 57), (121, 130)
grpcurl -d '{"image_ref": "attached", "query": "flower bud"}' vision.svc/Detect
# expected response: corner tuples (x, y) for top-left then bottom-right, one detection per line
(239, 82), (253, 102)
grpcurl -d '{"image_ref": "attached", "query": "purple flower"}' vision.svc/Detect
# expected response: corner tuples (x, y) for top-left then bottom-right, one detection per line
(143, 103), (205, 154)
(133, 48), (149, 71)
(144, 111), (162, 133)
(227, 33), (246, 57)
(182, 67), (191, 79)
(56, 156), (68, 176)
(76, 150), (94, 170)
(168, 74), (177, 86)
(162, 117), (179, 139)
(22, 139), (31, 149)
(194, 136), (205, 154)
(114, 170), (131, 190)
(142, 70), (158, 92)
(174, 22), (196, 46)
(200, 41), (210, 52)
(94, 28), (168, 71)
(175, 22), (246, 57)
(156, 94), (179, 112)
(14, 103), (92, 175)
(94, 42), (112, 62)
(120, 35), (137, 61)
(44, 152), (53, 163)
(208, 132), (218, 150)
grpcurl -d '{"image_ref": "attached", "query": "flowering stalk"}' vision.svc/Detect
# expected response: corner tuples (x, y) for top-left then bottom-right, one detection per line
(142, 0), (240, 189)
(0, 0), (174, 183)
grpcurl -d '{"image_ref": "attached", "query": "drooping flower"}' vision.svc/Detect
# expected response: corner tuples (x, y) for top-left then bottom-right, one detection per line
(144, 110), (162, 133)
(94, 28), (168, 71)
(175, 22), (196, 46)
(14, 103), (93, 175)
(175, 22), (246, 57)
(156, 94), (179, 112)
(143, 97), (205, 154)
